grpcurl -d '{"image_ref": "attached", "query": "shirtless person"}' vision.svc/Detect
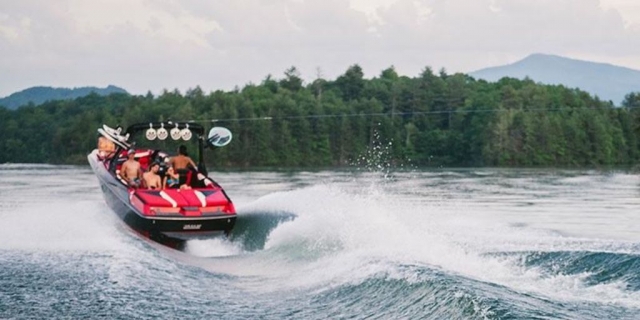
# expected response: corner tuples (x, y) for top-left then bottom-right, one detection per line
(120, 149), (142, 187)
(170, 145), (197, 188)
(143, 162), (162, 189)
(170, 145), (197, 170)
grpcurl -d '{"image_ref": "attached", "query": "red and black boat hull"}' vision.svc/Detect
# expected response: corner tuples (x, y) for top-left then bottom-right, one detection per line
(89, 151), (236, 245)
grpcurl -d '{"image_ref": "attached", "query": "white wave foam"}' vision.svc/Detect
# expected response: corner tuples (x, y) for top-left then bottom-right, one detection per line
(185, 237), (244, 257)
(206, 173), (640, 308)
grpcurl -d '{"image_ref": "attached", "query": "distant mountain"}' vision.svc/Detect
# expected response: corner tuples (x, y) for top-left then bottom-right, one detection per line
(470, 54), (640, 105)
(0, 85), (129, 109)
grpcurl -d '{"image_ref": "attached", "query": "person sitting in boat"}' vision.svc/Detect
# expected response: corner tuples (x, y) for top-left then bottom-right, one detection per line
(121, 149), (142, 188)
(143, 162), (162, 190)
(163, 165), (180, 189)
(170, 145), (197, 186)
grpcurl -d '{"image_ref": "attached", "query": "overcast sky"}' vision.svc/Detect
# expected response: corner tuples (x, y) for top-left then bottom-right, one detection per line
(1, 0), (639, 97)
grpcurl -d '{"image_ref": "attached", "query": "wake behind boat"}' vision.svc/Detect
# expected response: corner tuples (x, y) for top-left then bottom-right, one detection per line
(88, 122), (236, 247)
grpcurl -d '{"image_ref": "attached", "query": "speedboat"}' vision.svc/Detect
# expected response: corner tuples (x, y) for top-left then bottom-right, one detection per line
(88, 122), (236, 247)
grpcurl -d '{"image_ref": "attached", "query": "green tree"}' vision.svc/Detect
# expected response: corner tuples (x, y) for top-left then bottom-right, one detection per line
(280, 66), (303, 92)
(335, 65), (365, 101)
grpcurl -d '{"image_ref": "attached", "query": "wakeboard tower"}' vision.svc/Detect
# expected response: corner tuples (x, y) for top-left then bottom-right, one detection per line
(88, 121), (235, 248)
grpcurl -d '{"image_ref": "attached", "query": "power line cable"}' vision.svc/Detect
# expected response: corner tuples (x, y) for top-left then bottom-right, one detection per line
(185, 105), (640, 123)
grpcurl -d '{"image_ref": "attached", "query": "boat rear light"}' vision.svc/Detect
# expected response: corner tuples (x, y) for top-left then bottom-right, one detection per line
(199, 204), (235, 216)
(200, 206), (223, 214)
(149, 207), (181, 216)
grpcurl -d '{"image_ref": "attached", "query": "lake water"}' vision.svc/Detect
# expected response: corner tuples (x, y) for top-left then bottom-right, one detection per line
(1, 164), (639, 319)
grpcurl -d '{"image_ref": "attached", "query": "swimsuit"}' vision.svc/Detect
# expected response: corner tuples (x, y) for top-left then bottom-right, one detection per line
(166, 178), (178, 187)
(130, 178), (141, 187)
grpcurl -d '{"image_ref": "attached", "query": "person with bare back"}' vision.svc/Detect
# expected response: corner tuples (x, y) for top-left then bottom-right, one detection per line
(121, 149), (142, 188)
(170, 145), (197, 187)
(170, 145), (197, 170)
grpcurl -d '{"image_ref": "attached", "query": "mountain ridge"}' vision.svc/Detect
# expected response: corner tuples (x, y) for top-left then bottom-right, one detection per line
(0, 85), (128, 109)
(470, 53), (640, 105)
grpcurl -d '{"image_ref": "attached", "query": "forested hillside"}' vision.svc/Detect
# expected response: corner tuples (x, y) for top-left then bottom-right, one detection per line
(1, 65), (640, 167)
(0, 85), (128, 110)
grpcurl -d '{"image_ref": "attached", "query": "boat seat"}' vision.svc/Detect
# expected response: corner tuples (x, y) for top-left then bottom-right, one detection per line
(134, 150), (152, 172)
(194, 173), (215, 189)
(176, 168), (193, 187)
